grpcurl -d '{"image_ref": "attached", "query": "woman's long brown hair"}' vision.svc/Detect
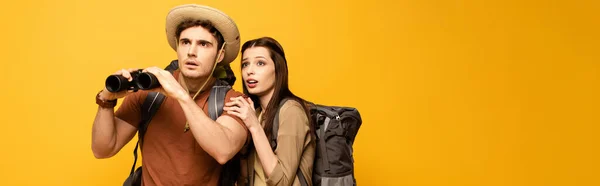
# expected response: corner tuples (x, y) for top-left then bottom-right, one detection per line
(241, 37), (315, 144)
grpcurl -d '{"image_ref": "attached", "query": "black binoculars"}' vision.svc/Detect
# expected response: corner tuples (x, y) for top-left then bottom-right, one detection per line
(105, 69), (160, 92)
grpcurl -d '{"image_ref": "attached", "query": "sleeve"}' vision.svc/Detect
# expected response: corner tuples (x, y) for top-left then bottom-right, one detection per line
(222, 89), (247, 130)
(266, 101), (310, 186)
(114, 91), (145, 128)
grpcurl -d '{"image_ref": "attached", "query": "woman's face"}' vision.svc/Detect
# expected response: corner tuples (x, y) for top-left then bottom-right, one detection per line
(241, 46), (276, 97)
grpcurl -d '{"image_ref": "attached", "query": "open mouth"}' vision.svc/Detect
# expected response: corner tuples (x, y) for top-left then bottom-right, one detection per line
(246, 79), (258, 88)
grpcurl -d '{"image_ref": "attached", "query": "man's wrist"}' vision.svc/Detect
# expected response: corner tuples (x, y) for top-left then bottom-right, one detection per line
(175, 91), (192, 103)
(97, 89), (114, 101)
(96, 91), (117, 108)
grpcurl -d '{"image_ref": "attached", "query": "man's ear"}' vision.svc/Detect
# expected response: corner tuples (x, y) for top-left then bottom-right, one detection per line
(217, 48), (225, 64)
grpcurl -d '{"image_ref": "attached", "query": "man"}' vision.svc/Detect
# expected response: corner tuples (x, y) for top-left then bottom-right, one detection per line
(92, 4), (247, 186)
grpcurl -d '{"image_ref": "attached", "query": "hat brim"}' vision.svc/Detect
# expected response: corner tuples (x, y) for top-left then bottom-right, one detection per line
(166, 4), (240, 64)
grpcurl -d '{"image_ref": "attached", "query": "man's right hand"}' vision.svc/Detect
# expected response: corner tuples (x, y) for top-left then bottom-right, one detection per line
(98, 68), (139, 101)
(92, 68), (141, 159)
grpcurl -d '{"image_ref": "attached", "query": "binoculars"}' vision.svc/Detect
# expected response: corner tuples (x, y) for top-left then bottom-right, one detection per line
(105, 69), (160, 92)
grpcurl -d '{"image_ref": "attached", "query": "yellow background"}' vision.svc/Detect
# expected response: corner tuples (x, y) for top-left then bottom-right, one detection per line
(0, 0), (598, 185)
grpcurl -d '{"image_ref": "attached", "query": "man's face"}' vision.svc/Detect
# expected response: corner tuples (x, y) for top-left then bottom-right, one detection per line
(176, 26), (222, 80)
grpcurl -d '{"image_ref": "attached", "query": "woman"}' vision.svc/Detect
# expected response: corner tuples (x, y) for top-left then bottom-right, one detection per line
(223, 37), (315, 186)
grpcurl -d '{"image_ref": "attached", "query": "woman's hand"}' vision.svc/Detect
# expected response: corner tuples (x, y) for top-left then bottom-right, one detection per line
(223, 96), (261, 132)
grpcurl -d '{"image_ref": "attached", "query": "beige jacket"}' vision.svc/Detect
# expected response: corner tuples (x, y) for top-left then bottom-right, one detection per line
(239, 100), (315, 186)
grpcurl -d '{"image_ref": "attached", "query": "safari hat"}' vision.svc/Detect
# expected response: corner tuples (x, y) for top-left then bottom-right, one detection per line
(165, 4), (241, 64)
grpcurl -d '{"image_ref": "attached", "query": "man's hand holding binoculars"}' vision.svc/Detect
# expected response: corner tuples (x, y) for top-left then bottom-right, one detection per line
(98, 68), (140, 101)
(142, 67), (187, 101)
(100, 67), (186, 102)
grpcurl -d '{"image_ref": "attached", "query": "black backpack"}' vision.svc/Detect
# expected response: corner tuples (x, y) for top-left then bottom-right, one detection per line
(271, 99), (362, 186)
(123, 60), (240, 186)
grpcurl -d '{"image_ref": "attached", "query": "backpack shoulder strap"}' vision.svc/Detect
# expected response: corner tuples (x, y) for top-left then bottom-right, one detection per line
(165, 60), (179, 72)
(139, 92), (166, 144)
(271, 98), (308, 186)
(207, 80), (231, 120)
(128, 92), (165, 176)
(127, 60), (176, 177)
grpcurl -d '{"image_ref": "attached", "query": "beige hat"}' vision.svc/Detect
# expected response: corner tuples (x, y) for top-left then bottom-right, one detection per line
(165, 4), (241, 64)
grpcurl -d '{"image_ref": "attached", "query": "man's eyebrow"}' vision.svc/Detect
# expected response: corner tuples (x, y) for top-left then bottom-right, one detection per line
(197, 39), (213, 44)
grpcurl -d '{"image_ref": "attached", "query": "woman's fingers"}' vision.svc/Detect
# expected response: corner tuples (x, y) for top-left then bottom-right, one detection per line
(247, 97), (254, 107)
(225, 101), (240, 107)
(227, 110), (242, 118)
(230, 96), (250, 107)
(223, 106), (241, 112)
(233, 97), (245, 108)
